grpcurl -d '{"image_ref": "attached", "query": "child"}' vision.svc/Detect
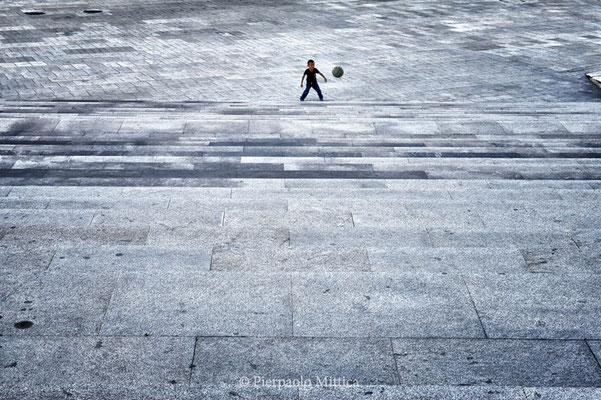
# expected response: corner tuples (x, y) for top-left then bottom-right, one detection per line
(300, 59), (327, 101)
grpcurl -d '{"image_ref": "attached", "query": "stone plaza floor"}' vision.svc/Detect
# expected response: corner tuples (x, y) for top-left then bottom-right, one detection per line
(1, 1), (601, 399)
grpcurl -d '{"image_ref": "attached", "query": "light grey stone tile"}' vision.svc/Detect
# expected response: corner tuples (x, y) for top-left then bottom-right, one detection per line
(101, 271), (292, 336)
(49, 245), (211, 273)
(211, 245), (369, 271)
(1, 226), (148, 245)
(147, 225), (288, 247)
(0, 209), (94, 227)
(477, 204), (547, 229)
(53, 119), (123, 134)
(249, 120), (312, 135)
(487, 181), (592, 190)
(185, 120), (249, 135)
(437, 121), (506, 135)
(559, 122), (601, 134)
(37, 385), (300, 400)
(47, 197), (169, 210)
(557, 189), (601, 202)
(300, 385), (526, 400)
(169, 198), (287, 212)
(465, 273), (601, 339)
(119, 119), (185, 134)
(374, 121), (440, 136)
(224, 209), (353, 228)
(121, 187), (231, 198)
(0, 270), (117, 335)
(369, 247), (527, 274)
(392, 339), (601, 387)
(290, 227), (431, 248)
(521, 246), (601, 274)
(311, 122), (375, 136)
(0, 198), (49, 209)
(571, 229), (601, 248)
(285, 179), (387, 189)
(292, 272), (483, 338)
(0, 336), (192, 388)
(0, 187), (12, 197)
(0, 241), (56, 270)
(523, 387), (601, 400)
(190, 337), (397, 385)
(405, 205), (485, 229)
(91, 207), (222, 228)
(8, 186), (124, 198)
(428, 229), (577, 249)
(588, 340), (601, 365)
(500, 121), (568, 134)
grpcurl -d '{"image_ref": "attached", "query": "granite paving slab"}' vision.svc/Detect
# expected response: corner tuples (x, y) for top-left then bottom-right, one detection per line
(290, 227), (431, 248)
(521, 246), (601, 274)
(101, 271), (292, 336)
(292, 272), (483, 338)
(190, 337), (398, 386)
(0, 336), (192, 389)
(299, 385), (527, 400)
(465, 273), (601, 339)
(368, 247), (527, 274)
(0, 270), (117, 335)
(392, 338), (601, 387)
(211, 245), (369, 271)
(523, 387), (601, 400)
(0, 225), (149, 245)
(49, 245), (211, 274)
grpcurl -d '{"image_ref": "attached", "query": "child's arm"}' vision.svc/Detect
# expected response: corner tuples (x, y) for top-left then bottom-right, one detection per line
(319, 72), (328, 83)
(300, 73), (305, 87)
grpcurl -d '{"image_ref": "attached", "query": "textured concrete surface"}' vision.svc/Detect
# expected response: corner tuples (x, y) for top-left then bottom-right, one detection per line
(2, 0), (601, 398)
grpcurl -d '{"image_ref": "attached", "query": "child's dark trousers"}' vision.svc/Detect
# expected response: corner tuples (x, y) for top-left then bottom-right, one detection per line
(300, 81), (323, 100)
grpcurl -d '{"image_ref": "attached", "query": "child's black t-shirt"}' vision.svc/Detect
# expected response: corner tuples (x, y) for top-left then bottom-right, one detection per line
(304, 68), (320, 83)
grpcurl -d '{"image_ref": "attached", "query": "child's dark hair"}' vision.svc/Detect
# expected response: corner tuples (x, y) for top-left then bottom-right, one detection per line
(307, 59), (314, 65)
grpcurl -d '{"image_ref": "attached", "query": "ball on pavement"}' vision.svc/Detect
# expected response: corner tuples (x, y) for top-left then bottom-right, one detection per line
(332, 66), (344, 78)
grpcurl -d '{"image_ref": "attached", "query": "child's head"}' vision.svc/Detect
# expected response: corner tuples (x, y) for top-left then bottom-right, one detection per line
(307, 59), (315, 69)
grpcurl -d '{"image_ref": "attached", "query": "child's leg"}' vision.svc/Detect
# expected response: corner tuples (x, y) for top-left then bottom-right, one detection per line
(300, 84), (311, 101)
(312, 82), (323, 100)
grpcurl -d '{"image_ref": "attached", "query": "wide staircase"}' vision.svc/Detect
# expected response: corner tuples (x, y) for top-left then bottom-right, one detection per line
(1, 100), (601, 399)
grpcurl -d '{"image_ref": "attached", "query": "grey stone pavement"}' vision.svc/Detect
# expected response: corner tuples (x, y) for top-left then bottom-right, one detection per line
(0, 0), (601, 102)
(1, 1), (601, 400)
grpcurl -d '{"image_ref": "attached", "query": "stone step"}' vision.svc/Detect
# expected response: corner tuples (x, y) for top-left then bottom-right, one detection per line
(2, 335), (601, 398)
(2, 99), (601, 118)
(3, 383), (601, 400)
